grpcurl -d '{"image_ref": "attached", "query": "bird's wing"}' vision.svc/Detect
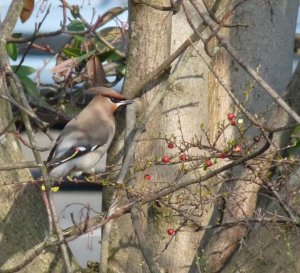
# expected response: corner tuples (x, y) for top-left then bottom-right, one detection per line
(46, 127), (110, 169)
(47, 144), (101, 167)
(46, 134), (62, 164)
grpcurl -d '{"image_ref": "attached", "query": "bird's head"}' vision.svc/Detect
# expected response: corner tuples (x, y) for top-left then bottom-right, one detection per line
(86, 87), (134, 112)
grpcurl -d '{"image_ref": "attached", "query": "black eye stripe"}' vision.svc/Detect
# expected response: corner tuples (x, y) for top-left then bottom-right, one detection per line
(109, 97), (118, 103)
(108, 97), (126, 103)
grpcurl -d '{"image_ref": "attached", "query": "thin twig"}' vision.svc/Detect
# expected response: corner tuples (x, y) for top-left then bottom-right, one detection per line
(131, 205), (162, 273)
(0, 93), (47, 129)
(0, 130), (54, 151)
(15, 5), (52, 72)
(64, 2), (126, 59)
(0, 161), (38, 171)
(7, 73), (73, 273)
(267, 181), (298, 222)
(189, 0), (300, 124)
(100, 45), (196, 273)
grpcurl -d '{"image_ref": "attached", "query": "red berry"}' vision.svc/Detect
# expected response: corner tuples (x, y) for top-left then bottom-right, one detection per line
(230, 119), (236, 126)
(168, 143), (175, 149)
(205, 159), (213, 167)
(233, 144), (242, 153)
(167, 228), (175, 236)
(227, 113), (235, 121)
(162, 155), (171, 163)
(180, 154), (187, 161)
(219, 152), (226, 159)
(144, 174), (151, 181)
(253, 136), (260, 142)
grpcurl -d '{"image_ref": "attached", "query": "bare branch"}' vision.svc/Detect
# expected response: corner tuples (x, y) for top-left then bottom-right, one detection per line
(0, 161), (38, 171)
(131, 205), (162, 273)
(64, 2), (126, 59)
(189, 0), (300, 124)
(0, 242), (46, 273)
(15, 5), (52, 72)
(2, 0), (23, 36)
(7, 73), (73, 273)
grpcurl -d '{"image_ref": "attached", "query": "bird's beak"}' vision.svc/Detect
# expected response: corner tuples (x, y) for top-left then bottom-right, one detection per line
(118, 99), (134, 106)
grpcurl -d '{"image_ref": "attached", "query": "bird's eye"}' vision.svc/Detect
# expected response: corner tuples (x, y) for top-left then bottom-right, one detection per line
(109, 97), (118, 103)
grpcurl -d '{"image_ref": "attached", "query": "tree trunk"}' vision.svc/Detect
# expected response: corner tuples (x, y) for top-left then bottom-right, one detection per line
(105, 1), (172, 272)
(106, 1), (212, 272)
(197, 0), (298, 272)
(105, 0), (299, 273)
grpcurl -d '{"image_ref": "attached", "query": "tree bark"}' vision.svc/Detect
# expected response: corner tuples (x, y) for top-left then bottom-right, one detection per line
(105, 1), (173, 272)
(196, 0), (298, 272)
(104, 0), (299, 273)
(105, 1), (212, 272)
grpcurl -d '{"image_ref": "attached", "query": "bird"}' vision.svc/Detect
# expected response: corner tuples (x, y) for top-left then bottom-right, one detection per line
(46, 86), (133, 180)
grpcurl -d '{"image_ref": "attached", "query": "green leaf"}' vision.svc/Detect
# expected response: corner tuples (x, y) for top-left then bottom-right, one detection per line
(73, 35), (85, 43)
(98, 27), (127, 52)
(12, 65), (36, 76)
(288, 139), (300, 156)
(67, 20), (85, 31)
(6, 43), (19, 60)
(18, 75), (52, 109)
(18, 74), (39, 97)
(106, 51), (123, 62)
(117, 65), (126, 76)
(291, 125), (300, 136)
(75, 49), (97, 63)
(62, 47), (83, 58)
(99, 49), (116, 62)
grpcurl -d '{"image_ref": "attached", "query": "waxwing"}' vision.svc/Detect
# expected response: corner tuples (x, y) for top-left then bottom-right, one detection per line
(46, 87), (133, 179)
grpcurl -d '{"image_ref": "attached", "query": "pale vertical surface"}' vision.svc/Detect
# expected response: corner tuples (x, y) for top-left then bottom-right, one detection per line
(219, 2), (300, 271)
(108, 1), (212, 272)
(105, 0), (299, 273)
(146, 4), (211, 273)
(106, 1), (172, 272)
(201, 0), (298, 272)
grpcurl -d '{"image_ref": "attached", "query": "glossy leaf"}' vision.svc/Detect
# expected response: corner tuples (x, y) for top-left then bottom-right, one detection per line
(117, 65), (126, 76)
(99, 49), (116, 62)
(99, 27), (128, 50)
(12, 65), (36, 76)
(67, 20), (85, 31)
(62, 48), (83, 58)
(18, 74), (39, 97)
(6, 43), (19, 61)
(72, 35), (85, 48)
(18, 75), (52, 109)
